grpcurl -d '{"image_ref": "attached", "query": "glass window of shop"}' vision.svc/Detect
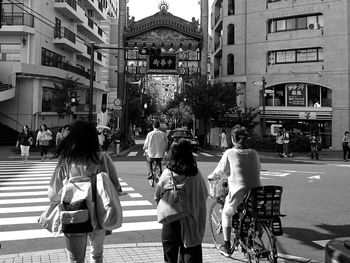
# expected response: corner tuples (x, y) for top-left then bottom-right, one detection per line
(263, 83), (332, 107)
(42, 87), (56, 112)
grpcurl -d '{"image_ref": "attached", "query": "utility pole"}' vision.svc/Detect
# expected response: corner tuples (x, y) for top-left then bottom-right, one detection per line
(262, 76), (267, 136)
(0, 0), (3, 28)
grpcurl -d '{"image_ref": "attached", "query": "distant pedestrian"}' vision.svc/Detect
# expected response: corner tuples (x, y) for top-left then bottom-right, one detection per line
(275, 130), (284, 157)
(342, 131), (350, 161)
(310, 132), (321, 160)
(155, 138), (208, 263)
(111, 128), (121, 156)
(282, 128), (291, 157)
(16, 125), (34, 164)
(55, 127), (65, 147)
(36, 124), (52, 161)
(63, 125), (70, 138)
(220, 129), (228, 150)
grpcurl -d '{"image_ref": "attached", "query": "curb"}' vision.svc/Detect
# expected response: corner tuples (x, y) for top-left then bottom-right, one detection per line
(0, 243), (321, 263)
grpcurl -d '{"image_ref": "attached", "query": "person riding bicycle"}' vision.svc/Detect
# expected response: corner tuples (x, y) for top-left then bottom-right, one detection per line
(143, 120), (168, 180)
(208, 125), (262, 257)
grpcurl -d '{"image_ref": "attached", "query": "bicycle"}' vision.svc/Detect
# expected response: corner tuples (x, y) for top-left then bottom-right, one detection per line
(209, 185), (284, 263)
(147, 158), (163, 187)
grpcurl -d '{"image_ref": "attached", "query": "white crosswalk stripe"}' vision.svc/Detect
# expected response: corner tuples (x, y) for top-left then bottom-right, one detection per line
(0, 160), (160, 242)
(127, 150), (220, 158)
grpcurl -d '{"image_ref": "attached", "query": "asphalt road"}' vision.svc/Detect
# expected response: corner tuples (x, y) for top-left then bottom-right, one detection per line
(1, 146), (349, 262)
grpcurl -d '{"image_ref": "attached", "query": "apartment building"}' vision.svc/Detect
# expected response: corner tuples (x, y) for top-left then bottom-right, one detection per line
(0, 0), (119, 131)
(210, 0), (350, 149)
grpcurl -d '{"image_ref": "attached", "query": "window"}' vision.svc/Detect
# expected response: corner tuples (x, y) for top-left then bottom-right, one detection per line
(227, 24), (235, 45)
(268, 14), (324, 33)
(268, 47), (324, 65)
(41, 48), (63, 68)
(0, 43), (21, 61)
(42, 87), (56, 112)
(227, 54), (234, 75)
(228, 0), (235, 16)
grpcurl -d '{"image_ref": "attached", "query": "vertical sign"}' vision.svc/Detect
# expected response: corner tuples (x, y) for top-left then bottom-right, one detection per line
(287, 84), (306, 106)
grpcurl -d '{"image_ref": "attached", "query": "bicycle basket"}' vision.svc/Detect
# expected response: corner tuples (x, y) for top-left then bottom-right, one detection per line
(208, 178), (229, 199)
(246, 185), (283, 219)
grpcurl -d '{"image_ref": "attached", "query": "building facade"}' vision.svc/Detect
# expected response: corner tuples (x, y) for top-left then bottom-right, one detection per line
(0, 0), (119, 131)
(211, 0), (350, 149)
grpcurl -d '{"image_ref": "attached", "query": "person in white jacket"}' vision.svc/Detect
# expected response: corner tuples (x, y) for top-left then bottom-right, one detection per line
(209, 125), (261, 257)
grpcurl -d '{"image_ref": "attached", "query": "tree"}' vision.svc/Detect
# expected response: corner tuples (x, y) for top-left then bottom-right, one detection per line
(52, 76), (79, 119)
(182, 81), (240, 145)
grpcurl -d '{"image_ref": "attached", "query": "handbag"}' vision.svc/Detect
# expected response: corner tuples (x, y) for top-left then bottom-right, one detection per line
(157, 172), (187, 224)
(95, 172), (123, 230)
(38, 201), (62, 236)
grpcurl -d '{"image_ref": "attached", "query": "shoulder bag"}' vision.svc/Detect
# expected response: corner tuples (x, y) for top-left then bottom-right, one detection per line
(157, 172), (187, 224)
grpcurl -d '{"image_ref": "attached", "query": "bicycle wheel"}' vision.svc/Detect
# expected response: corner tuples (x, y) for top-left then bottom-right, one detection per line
(209, 199), (237, 254)
(246, 221), (277, 263)
(148, 162), (156, 187)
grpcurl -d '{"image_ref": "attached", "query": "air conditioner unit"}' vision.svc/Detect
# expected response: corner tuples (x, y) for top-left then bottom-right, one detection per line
(308, 23), (316, 30)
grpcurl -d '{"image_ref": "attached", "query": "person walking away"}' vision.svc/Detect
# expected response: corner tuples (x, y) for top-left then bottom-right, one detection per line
(49, 121), (123, 263)
(282, 127), (290, 157)
(36, 124), (52, 161)
(342, 131), (350, 161)
(56, 127), (65, 147)
(155, 139), (208, 263)
(275, 130), (284, 157)
(143, 120), (168, 180)
(310, 132), (320, 160)
(208, 125), (261, 257)
(16, 125), (34, 164)
(220, 129), (228, 150)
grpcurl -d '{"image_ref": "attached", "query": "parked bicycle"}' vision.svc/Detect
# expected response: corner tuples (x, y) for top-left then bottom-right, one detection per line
(208, 183), (284, 263)
(148, 158), (163, 187)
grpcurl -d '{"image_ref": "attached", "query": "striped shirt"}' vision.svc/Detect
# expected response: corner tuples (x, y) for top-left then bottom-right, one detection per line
(143, 128), (168, 158)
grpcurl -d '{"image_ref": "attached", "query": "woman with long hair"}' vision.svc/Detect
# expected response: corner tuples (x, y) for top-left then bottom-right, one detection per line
(16, 125), (34, 164)
(155, 139), (208, 263)
(36, 124), (52, 161)
(209, 125), (261, 257)
(48, 121), (123, 263)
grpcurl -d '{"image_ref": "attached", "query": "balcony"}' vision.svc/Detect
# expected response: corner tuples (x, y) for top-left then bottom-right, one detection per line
(54, 0), (85, 23)
(77, 15), (107, 43)
(0, 12), (35, 34)
(214, 65), (222, 78)
(53, 27), (85, 53)
(214, 37), (223, 57)
(0, 82), (15, 102)
(84, 0), (108, 20)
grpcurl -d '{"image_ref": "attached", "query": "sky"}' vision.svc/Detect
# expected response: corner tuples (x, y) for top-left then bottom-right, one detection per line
(127, 0), (215, 22)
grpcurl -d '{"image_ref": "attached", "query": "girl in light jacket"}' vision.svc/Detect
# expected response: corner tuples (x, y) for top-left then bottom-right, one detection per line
(155, 139), (208, 263)
(36, 124), (52, 161)
(48, 121), (122, 263)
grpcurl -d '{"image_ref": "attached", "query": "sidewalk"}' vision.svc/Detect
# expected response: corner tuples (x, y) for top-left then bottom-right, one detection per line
(0, 242), (321, 263)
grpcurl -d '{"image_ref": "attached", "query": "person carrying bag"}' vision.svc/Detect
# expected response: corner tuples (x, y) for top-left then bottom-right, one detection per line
(45, 121), (123, 263)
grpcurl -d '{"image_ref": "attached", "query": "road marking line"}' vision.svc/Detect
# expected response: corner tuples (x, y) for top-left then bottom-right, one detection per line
(0, 174), (51, 178)
(0, 171), (54, 175)
(128, 193), (142, 198)
(313, 239), (331, 247)
(0, 177), (51, 181)
(122, 187), (135, 191)
(200, 152), (214, 157)
(0, 221), (162, 241)
(120, 182), (128, 186)
(277, 170), (325, 174)
(0, 191), (48, 197)
(260, 172), (290, 177)
(0, 185), (48, 191)
(0, 198), (49, 205)
(121, 200), (152, 206)
(0, 181), (50, 185)
(193, 153), (199, 156)
(127, 152), (138, 157)
(0, 209), (157, 225)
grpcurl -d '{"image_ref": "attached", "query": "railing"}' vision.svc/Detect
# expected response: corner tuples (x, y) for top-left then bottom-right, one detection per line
(54, 27), (76, 44)
(1, 12), (34, 27)
(215, 10), (222, 25)
(62, 62), (89, 78)
(55, 0), (77, 10)
(0, 112), (25, 131)
(215, 38), (222, 51)
(214, 65), (222, 78)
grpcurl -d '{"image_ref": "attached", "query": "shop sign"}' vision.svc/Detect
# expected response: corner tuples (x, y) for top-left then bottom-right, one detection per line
(299, 112), (317, 120)
(287, 84), (306, 106)
(271, 124), (283, 135)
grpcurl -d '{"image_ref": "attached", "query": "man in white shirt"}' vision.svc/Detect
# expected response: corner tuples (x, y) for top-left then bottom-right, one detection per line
(143, 120), (168, 179)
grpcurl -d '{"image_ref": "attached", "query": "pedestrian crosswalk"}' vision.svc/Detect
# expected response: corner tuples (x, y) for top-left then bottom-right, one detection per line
(131, 151), (220, 158)
(0, 160), (161, 242)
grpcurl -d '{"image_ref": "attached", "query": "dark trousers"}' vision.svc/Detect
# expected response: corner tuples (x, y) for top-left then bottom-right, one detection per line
(162, 220), (203, 263)
(40, 145), (49, 156)
(343, 145), (349, 160)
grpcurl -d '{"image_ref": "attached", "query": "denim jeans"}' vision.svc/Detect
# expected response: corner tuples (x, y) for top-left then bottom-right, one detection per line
(65, 229), (106, 263)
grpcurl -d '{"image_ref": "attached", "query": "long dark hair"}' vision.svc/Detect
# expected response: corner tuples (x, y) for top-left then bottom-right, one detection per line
(53, 121), (100, 164)
(231, 124), (249, 149)
(166, 138), (198, 177)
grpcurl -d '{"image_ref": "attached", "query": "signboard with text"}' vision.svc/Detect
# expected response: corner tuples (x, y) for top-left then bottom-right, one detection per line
(149, 55), (176, 70)
(287, 84), (306, 106)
